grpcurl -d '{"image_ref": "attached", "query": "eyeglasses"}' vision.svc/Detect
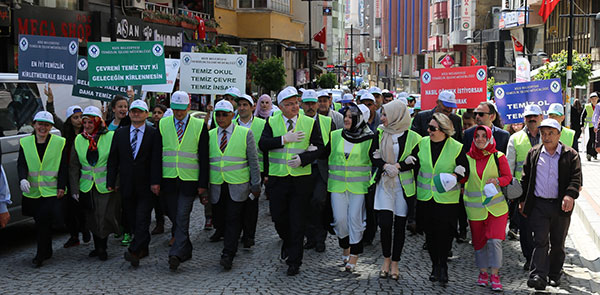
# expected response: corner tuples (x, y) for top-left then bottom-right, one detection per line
(474, 112), (491, 117)
(427, 125), (439, 131)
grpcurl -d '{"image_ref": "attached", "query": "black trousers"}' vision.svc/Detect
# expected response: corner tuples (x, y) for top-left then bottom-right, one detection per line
(519, 209), (535, 264)
(304, 166), (328, 246)
(587, 127), (597, 156)
(338, 236), (363, 255)
(362, 185), (377, 243)
(377, 210), (407, 261)
(529, 198), (571, 280)
(65, 194), (87, 239)
(152, 193), (165, 226)
(124, 188), (154, 254)
(215, 184), (244, 257)
(266, 175), (312, 267)
(405, 196), (417, 227)
(508, 199), (519, 231)
(422, 199), (459, 268)
(29, 196), (58, 259)
(241, 195), (258, 241)
(457, 193), (468, 234)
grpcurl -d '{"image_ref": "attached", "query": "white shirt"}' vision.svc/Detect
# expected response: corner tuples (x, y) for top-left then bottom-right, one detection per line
(130, 124), (146, 159)
(237, 116), (253, 128)
(281, 114), (298, 145)
(374, 131), (407, 216)
(217, 123), (234, 144)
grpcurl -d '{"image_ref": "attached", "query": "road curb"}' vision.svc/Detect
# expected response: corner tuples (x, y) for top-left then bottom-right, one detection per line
(575, 188), (600, 253)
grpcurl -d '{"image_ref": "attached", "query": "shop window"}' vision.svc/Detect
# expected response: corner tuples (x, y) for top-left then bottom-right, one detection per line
(239, 0), (267, 8)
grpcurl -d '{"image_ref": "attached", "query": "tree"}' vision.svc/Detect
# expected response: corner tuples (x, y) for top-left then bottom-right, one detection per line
(532, 50), (592, 88)
(196, 42), (247, 54)
(317, 73), (337, 89)
(487, 77), (507, 100)
(249, 57), (286, 94)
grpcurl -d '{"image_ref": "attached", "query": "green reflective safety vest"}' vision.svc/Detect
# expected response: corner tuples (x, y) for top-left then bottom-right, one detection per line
(160, 115), (204, 181)
(327, 129), (373, 194)
(511, 130), (532, 180)
(584, 104), (594, 128)
(74, 132), (114, 194)
(267, 113), (314, 177)
(334, 102), (341, 112)
(274, 109), (304, 116)
(416, 137), (463, 204)
(377, 128), (422, 197)
(560, 128), (575, 147)
(209, 126), (250, 184)
(318, 114), (332, 146)
(464, 153), (509, 221)
(234, 116), (266, 173)
(20, 134), (66, 198)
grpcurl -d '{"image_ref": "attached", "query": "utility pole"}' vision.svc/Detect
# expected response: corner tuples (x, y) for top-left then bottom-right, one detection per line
(308, 0), (312, 87)
(109, 0), (116, 41)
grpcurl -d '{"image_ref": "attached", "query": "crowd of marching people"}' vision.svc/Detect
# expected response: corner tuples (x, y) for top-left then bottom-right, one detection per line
(9, 83), (589, 292)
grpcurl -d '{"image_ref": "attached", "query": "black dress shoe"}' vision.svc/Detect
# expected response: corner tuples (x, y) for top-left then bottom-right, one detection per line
(287, 265), (299, 276)
(456, 230), (468, 243)
(82, 231), (91, 243)
(439, 265), (449, 284)
(63, 237), (80, 248)
(243, 238), (255, 249)
(124, 251), (140, 267)
(209, 231), (224, 242)
(220, 255), (233, 270)
(548, 277), (561, 287)
(169, 256), (180, 271)
(303, 241), (316, 250)
(315, 243), (326, 253)
(89, 249), (99, 257)
(429, 265), (439, 282)
(98, 249), (108, 261)
(447, 250), (453, 259)
(32, 257), (43, 268)
(280, 245), (289, 262)
(527, 275), (547, 290)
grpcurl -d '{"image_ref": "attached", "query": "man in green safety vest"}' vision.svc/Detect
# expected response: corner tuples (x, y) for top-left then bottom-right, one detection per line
(209, 100), (261, 270)
(547, 103), (576, 149)
(301, 90), (336, 253)
(581, 92), (598, 161)
(259, 86), (324, 276)
(234, 94), (266, 249)
(159, 90), (209, 271)
(506, 104), (543, 271)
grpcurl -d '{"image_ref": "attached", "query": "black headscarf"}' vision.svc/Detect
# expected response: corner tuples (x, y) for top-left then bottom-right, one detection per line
(342, 104), (374, 143)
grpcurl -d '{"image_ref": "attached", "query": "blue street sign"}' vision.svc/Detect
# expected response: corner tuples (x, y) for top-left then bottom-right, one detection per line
(18, 34), (79, 84)
(494, 78), (563, 124)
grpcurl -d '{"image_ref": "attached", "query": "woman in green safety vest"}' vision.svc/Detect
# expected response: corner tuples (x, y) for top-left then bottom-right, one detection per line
(372, 100), (421, 280)
(327, 103), (377, 272)
(18, 111), (68, 267)
(464, 125), (512, 292)
(69, 106), (118, 261)
(402, 112), (469, 285)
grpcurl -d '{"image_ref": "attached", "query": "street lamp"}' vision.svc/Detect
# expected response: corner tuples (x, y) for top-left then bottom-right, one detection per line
(347, 24), (369, 92)
(559, 6), (600, 127)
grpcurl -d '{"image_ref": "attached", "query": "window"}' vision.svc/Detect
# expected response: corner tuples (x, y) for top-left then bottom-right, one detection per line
(0, 82), (42, 137)
(271, 0), (290, 14)
(239, 0), (267, 8)
(216, 0), (233, 9)
(452, 0), (461, 32)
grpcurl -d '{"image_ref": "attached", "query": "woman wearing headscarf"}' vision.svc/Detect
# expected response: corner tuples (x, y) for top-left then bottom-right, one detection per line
(464, 125), (511, 291)
(327, 104), (377, 272)
(70, 106), (118, 261)
(62, 106), (92, 248)
(373, 100), (422, 280)
(254, 94), (276, 119)
(403, 112), (469, 285)
(18, 111), (68, 267)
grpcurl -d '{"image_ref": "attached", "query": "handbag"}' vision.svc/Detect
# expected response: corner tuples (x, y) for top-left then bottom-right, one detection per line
(492, 153), (522, 200)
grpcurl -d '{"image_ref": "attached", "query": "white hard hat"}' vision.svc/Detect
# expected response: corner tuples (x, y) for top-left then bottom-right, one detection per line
(33, 111), (54, 125)
(214, 100), (234, 113)
(171, 91), (190, 110)
(129, 100), (149, 112)
(82, 106), (102, 118)
(277, 86), (299, 104)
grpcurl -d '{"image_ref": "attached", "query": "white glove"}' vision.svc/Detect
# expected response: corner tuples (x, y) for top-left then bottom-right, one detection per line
(287, 155), (302, 168)
(282, 131), (305, 144)
(72, 194), (79, 202)
(404, 156), (417, 165)
(306, 144), (317, 152)
(372, 149), (381, 159)
(383, 164), (399, 177)
(454, 165), (466, 178)
(20, 179), (30, 193)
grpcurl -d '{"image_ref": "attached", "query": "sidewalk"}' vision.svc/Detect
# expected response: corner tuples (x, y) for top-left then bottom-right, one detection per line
(577, 157), (600, 252)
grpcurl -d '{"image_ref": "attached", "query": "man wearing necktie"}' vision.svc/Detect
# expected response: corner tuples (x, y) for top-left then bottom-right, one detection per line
(208, 100), (261, 270)
(107, 100), (162, 267)
(157, 91), (209, 271)
(259, 86), (324, 276)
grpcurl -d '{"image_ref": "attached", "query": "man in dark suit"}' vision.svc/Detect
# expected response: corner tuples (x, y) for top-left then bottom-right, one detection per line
(519, 119), (582, 291)
(107, 100), (162, 267)
(411, 90), (463, 142)
(158, 91), (210, 271)
(463, 102), (510, 153)
(259, 86), (324, 276)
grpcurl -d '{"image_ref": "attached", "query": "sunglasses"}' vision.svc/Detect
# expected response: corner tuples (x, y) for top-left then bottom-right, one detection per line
(427, 124), (439, 131)
(474, 112), (491, 117)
